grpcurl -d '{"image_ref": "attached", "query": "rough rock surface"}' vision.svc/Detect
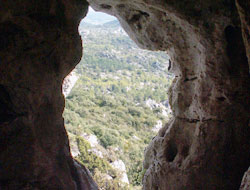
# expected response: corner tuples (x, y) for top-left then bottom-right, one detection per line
(0, 1), (97, 189)
(110, 160), (129, 184)
(236, 0), (250, 68)
(1, 0), (250, 190)
(87, 0), (250, 189)
(63, 72), (79, 97)
(240, 167), (250, 190)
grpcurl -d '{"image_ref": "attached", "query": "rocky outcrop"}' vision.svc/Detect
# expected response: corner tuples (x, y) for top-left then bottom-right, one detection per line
(111, 160), (129, 185)
(63, 72), (79, 97)
(1, 0), (249, 190)
(0, 0), (97, 189)
(240, 167), (250, 190)
(236, 0), (250, 69)
(88, 0), (250, 189)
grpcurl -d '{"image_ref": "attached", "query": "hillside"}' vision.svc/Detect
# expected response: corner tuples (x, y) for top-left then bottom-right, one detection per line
(63, 19), (173, 189)
(82, 7), (116, 25)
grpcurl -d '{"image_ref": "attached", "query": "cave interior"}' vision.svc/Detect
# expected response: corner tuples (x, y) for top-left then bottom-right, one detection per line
(0, 0), (249, 189)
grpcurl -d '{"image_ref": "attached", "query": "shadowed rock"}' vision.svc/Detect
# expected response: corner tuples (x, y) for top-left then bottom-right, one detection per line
(0, 0), (97, 189)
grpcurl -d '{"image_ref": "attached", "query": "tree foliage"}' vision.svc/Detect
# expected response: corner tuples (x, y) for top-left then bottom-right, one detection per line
(64, 20), (173, 189)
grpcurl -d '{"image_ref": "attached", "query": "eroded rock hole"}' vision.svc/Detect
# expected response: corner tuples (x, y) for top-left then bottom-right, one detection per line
(129, 11), (150, 24)
(165, 142), (178, 162)
(0, 85), (17, 124)
(217, 97), (226, 102)
(117, 4), (126, 9)
(129, 14), (141, 24)
(63, 6), (173, 189)
(224, 25), (249, 76)
(181, 145), (189, 159)
(100, 4), (112, 10)
(225, 25), (236, 42)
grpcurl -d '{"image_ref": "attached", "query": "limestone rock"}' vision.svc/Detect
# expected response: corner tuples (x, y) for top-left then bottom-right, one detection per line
(71, 141), (81, 158)
(236, 0), (250, 69)
(0, 0), (97, 189)
(81, 133), (99, 147)
(87, 0), (250, 189)
(152, 120), (162, 133)
(63, 72), (79, 97)
(240, 167), (250, 190)
(1, 0), (250, 189)
(88, 148), (104, 158)
(111, 160), (129, 184)
(145, 98), (172, 118)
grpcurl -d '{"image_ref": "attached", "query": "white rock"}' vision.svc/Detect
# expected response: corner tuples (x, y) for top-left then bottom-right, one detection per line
(62, 72), (79, 97)
(162, 109), (169, 116)
(111, 160), (126, 172)
(152, 120), (163, 132)
(145, 98), (159, 110)
(71, 144), (80, 157)
(102, 174), (113, 181)
(111, 160), (129, 184)
(120, 173), (130, 185)
(133, 135), (140, 140)
(88, 148), (103, 158)
(81, 133), (99, 147)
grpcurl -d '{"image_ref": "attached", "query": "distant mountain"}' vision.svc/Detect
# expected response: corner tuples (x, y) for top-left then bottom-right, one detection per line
(83, 7), (116, 25)
(79, 20), (121, 32)
(78, 20), (97, 31)
(102, 20), (120, 28)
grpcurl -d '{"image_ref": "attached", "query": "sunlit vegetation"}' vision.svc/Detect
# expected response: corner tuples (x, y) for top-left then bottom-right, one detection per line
(64, 20), (173, 189)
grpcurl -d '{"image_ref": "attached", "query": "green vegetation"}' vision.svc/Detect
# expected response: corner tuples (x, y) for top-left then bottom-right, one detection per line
(64, 20), (173, 189)
(77, 137), (114, 175)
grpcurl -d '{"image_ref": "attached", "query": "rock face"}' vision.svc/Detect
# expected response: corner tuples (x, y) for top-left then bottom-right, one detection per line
(63, 72), (79, 97)
(236, 0), (250, 69)
(240, 167), (250, 190)
(88, 0), (250, 189)
(0, 0), (249, 190)
(110, 160), (129, 184)
(0, 1), (97, 189)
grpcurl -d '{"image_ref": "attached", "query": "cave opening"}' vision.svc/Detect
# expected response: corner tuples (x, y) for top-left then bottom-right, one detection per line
(1, 1), (249, 190)
(63, 7), (174, 189)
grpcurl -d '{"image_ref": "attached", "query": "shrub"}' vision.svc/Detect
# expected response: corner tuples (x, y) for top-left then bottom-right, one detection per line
(76, 137), (115, 176)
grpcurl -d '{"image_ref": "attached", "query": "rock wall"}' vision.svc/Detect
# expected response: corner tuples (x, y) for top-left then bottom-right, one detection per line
(63, 72), (79, 97)
(87, 0), (250, 189)
(240, 167), (250, 190)
(0, 0), (249, 190)
(0, 1), (97, 189)
(236, 0), (250, 68)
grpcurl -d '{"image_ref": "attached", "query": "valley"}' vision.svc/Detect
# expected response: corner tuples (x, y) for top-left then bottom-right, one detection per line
(63, 19), (173, 189)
